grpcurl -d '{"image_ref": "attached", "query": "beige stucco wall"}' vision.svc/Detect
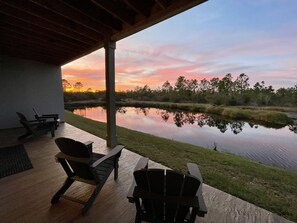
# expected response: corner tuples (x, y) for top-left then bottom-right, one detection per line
(0, 55), (65, 129)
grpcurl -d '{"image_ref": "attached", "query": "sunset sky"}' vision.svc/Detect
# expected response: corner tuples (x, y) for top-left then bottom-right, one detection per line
(62, 0), (297, 91)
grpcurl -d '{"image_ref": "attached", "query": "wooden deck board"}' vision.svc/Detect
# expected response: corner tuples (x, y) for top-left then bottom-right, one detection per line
(0, 123), (293, 223)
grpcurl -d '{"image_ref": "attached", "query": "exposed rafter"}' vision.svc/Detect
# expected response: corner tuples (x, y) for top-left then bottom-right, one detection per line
(30, 0), (113, 37)
(61, 0), (123, 32)
(0, 0), (208, 65)
(124, 0), (153, 18)
(0, 6), (98, 48)
(155, 0), (171, 9)
(90, 0), (135, 25)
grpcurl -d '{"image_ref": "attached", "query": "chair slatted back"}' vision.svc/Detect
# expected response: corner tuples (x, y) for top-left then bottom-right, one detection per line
(92, 155), (117, 182)
(134, 168), (200, 222)
(55, 137), (93, 180)
(32, 108), (40, 118)
(165, 170), (184, 221)
(16, 112), (32, 132)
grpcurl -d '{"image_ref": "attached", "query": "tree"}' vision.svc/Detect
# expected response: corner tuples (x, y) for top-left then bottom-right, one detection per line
(218, 73), (233, 95)
(174, 76), (188, 92)
(73, 82), (83, 92)
(234, 73), (249, 95)
(253, 81), (265, 93)
(162, 80), (173, 92)
(187, 79), (198, 93)
(199, 78), (211, 93)
(209, 77), (220, 93)
(62, 79), (72, 92)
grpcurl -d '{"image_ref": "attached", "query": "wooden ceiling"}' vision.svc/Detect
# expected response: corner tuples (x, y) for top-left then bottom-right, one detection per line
(0, 0), (207, 65)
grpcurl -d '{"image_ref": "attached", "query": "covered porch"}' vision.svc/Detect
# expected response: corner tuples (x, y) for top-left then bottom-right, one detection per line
(0, 124), (292, 223)
(0, 1), (294, 222)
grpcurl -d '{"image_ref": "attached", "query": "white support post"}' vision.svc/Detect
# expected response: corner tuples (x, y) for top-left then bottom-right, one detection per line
(104, 41), (117, 148)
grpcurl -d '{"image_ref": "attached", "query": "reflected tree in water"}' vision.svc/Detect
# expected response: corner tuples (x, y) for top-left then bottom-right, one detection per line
(230, 121), (244, 134)
(160, 111), (170, 122)
(117, 107), (127, 114)
(173, 112), (185, 127)
(157, 110), (250, 134)
(197, 114), (229, 133)
(288, 121), (297, 133)
(134, 107), (150, 116)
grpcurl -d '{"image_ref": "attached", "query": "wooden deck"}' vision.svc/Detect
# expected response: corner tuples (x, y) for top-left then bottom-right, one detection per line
(0, 123), (293, 223)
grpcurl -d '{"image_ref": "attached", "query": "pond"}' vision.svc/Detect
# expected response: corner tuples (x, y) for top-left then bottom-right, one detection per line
(71, 106), (297, 171)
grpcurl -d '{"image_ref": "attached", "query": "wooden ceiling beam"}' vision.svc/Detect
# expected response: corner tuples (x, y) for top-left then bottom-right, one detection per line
(90, 0), (135, 25)
(0, 4), (97, 45)
(1, 16), (91, 49)
(30, 0), (113, 37)
(0, 26), (84, 55)
(0, 41), (69, 63)
(0, 0), (104, 41)
(0, 46), (62, 65)
(60, 0), (123, 32)
(124, 0), (153, 17)
(155, 0), (170, 9)
(0, 34), (73, 59)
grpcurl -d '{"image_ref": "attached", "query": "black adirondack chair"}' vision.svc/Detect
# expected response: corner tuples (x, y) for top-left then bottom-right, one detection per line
(127, 157), (207, 223)
(51, 137), (124, 215)
(16, 112), (56, 140)
(33, 108), (60, 128)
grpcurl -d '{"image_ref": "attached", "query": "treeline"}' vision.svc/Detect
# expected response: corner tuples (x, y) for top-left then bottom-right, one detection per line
(118, 73), (297, 106)
(63, 73), (297, 107)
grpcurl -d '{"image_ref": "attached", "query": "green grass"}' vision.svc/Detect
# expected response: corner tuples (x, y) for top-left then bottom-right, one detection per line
(65, 110), (297, 222)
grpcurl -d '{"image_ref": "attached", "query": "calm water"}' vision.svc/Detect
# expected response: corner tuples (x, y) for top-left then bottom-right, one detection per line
(72, 106), (297, 171)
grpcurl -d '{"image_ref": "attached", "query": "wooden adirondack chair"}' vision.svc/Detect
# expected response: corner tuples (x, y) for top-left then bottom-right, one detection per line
(16, 112), (56, 139)
(51, 137), (124, 215)
(33, 108), (60, 128)
(127, 157), (207, 223)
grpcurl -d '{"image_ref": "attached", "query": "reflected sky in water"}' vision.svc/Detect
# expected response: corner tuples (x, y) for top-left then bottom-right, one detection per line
(73, 106), (297, 171)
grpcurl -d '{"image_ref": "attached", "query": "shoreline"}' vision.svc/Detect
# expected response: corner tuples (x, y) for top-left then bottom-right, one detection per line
(65, 100), (295, 126)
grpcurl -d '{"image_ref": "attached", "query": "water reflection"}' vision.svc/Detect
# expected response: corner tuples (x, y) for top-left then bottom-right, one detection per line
(128, 108), (296, 135)
(71, 106), (297, 170)
(72, 106), (297, 135)
(289, 121), (297, 133)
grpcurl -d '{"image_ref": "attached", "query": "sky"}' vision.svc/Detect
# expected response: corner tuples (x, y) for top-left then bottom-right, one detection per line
(62, 0), (297, 91)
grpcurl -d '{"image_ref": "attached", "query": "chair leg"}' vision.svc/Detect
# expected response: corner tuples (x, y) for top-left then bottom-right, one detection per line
(114, 163), (119, 180)
(82, 184), (103, 215)
(51, 178), (74, 204)
(50, 125), (55, 137)
(114, 158), (119, 180)
(134, 213), (141, 223)
(134, 199), (142, 223)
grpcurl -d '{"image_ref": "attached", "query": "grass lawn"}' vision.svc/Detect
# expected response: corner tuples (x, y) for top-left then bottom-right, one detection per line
(65, 110), (297, 222)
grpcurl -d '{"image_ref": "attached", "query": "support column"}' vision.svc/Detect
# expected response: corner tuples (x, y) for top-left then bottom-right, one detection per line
(104, 41), (117, 148)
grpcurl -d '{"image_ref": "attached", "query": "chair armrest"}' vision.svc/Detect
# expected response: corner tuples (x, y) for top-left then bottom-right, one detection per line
(28, 119), (45, 124)
(127, 157), (149, 203)
(40, 114), (59, 118)
(84, 141), (93, 146)
(84, 141), (93, 154)
(55, 152), (89, 164)
(91, 145), (124, 168)
(134, 157), (149, 171)
(187, 163), (203, 183)
(187, 163), (207, 216)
